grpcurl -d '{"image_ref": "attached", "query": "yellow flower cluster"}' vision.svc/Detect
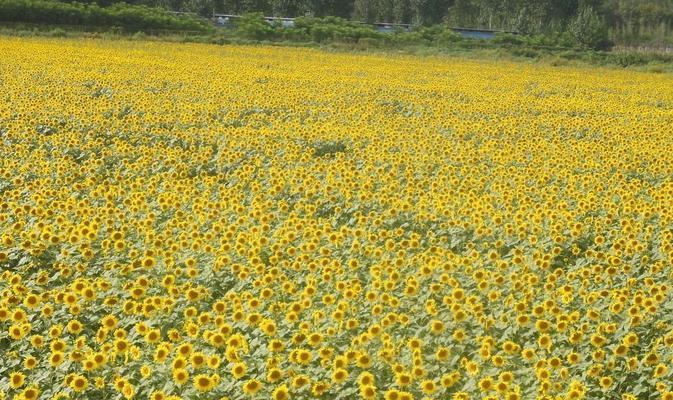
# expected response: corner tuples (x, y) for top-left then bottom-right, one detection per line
(1, 37), (673, 400)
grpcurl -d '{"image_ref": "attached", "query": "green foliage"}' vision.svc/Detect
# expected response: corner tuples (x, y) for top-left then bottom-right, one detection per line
(493, 31), (579, 49)
(492, 32), (523, 45)
(0, 0), (213, 32)
(603, 50), (673, 67)
(47, 27), (67, 36)
(2, 0), (672, 48)
(603, 0), (673, 45)
(369, 25), (460, 46)
(422, 25), (462, 44)
(292, 16), (381, 42)
(131, 30), (148, 39)
(569, 6), (612, 50)
(233, 12), (276, 39)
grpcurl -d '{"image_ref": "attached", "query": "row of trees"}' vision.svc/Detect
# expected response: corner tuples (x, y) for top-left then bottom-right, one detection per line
(67, 0), (673, 35)
(603, 0), (673, 42)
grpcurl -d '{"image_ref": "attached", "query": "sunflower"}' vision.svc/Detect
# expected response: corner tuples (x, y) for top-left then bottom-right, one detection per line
(421, 380), (437, 395)
(292, 374), (310, 389)
(231, 362), (247, 379)
(360, 385), (377, 399)
(24, 356), (38, 369)
(172, 369), (189, 385)
(243, 379), (262, 395)
(150, 390), (167, 400)
(70, 375), (88, 392)
(272, 384), (290, 400)
(21, 386), (40, 400)
(332, 368), (348, 384)
(193, 374), (214, 392)
(599, 376), (613, 390)
(49, 351), (65, 367)
(10, 372), (26, 389)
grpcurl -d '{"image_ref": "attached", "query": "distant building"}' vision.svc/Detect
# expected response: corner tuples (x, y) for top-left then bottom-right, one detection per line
(373, 23), (411, 33)
(451, 27), (518, 39)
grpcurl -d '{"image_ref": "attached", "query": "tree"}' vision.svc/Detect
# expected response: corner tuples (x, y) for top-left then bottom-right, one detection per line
(243, 0), (272, 14)
(446, 0), (480, 27)
(352, 0), (376, 22)
(376, 0), (395, 22)
(411, 0), (450, 25)
(272, 0), (305, 16)
(569, 5), (612, 49)
(393, 0), (413, 23)
(186, 0), (214, 16)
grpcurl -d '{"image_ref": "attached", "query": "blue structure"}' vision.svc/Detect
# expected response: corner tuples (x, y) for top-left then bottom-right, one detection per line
(452, 28), (498, 39)
(264, 17), (295, 27)
(373, 23), (411, 32)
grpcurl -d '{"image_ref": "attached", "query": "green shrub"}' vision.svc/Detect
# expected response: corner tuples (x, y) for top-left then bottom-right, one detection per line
(510, 47), (541, 58)
(131, 31), (147, 40)
(0, 0), (213, 33)
(556, 31), (578, 48)
(356, 37), (381, 48)
(493, 33), (524, 46)
(384, 31), (420, 46)
(402, 25), (463, 46)
(558, 49), (586, 60)
(47, 27), (67, 37)
(233, 13), (276, 40)
(290, 16), (381, 43)
(434, 28), (462, 45)
(280, 27), (309, 42)
(602, 51), (673, 68)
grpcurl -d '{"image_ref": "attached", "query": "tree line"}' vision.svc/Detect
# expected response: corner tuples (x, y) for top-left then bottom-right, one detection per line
(62, 0), (673, 38)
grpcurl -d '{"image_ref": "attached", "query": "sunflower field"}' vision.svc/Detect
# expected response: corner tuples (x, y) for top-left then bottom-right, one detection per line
(1, 37), (673, 400)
